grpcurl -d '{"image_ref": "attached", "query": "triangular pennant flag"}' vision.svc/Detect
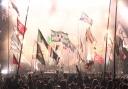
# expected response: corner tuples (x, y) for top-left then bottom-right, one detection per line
(12, 54), (19, 65)
(36, 43), (45, 65)
(17, 18), (26, 35)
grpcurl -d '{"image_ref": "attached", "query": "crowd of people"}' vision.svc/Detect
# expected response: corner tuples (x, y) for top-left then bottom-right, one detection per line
(0, 71), (128, 89)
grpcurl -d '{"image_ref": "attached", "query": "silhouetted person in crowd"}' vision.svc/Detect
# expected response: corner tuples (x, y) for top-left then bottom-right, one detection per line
(91, 79), (99, 89)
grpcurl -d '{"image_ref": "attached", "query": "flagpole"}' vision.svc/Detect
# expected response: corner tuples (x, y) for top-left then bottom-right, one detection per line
(16, 0), (30, 76)
(113, 0), (118, 82)
(77, 24), (81, 73)
(8, 0), (10, 74)
(103, 0), (112, 80)
(31, 43), (35, 71)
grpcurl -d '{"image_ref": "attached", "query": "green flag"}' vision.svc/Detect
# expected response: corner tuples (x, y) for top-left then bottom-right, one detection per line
(47, 36), (52, 44)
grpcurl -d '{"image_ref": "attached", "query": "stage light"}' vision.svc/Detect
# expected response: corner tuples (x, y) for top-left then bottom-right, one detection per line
(1, 0), (9, 8)
(1, 69), (8, 75)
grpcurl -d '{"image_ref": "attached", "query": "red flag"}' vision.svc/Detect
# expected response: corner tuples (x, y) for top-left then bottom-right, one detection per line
(17, 18), (26, 35)
(12, 54), (19, 65)
(94, 52), (104, 64)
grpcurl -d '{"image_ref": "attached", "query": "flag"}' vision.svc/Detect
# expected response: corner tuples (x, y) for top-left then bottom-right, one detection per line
(48, 44), (60, 64)
(51, 30), (69, 42)
(12, 54), (19, 65)
(47, 36), (53, 44)
(51, 30), (76, 51)
(50, 48), (60, 64)
(11, 41), (21, 52)
(10, 32), (21, 53)
(11, 0), (19, 15)
(86, 28), (95, 43)
(77, 51), (85, 62)
(38, 29), (49, 48)
(38, 29), (60, 64)
(94, 52), (104, 64)
(36, 43), (45, 65)
(11, 32), (21, 46)
(17, 18), (26, 35)
(80, 12), (93, 25)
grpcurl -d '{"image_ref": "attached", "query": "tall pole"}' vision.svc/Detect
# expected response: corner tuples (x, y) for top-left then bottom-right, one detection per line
(113, 0), (118, 81)
(7, 2), (9, 74)
(104, 0), (112, 80)
(16, 0), (30, 76)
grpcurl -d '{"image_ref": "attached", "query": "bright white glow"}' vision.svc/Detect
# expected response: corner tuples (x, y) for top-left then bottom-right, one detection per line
(19, 35), (23, 41)
(8, 0), (114, 71)
(1, 69), (8, 75)
(118, 1), (128, 23)
(35, 60), (39, 71)
(21, 56), (31, 65)
(1, 0), (9, 8)
(87, 48), (92, 61)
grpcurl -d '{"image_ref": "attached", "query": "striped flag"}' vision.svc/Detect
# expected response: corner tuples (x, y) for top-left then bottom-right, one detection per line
(37, 29), (60, 64)
(11, 32), (21, 45)
(86, 27), (95, 44)
(10, 32), (21, 53)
